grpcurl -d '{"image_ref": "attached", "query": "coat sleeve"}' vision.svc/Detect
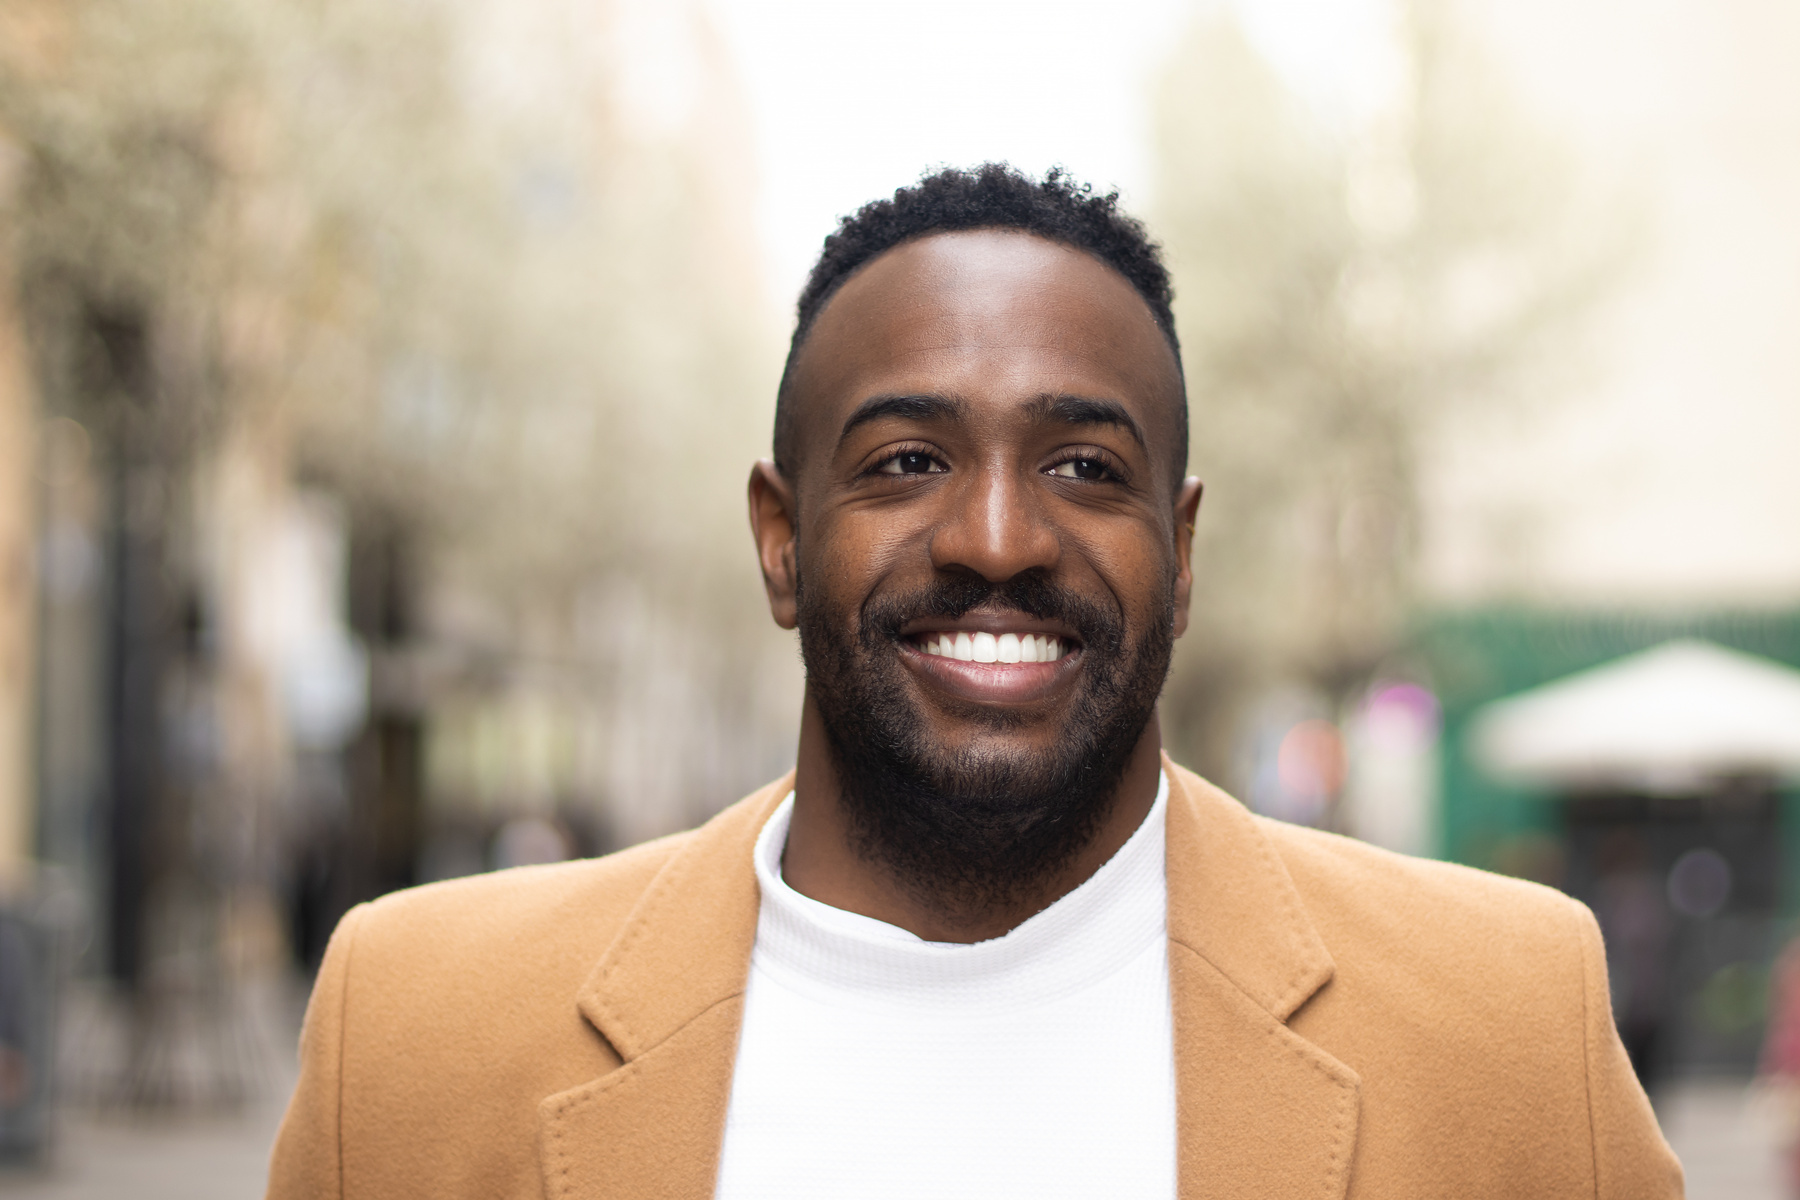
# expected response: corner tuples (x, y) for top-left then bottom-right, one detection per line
(1569, 897), (1685, 1198)
(266, 903), (367, 1200)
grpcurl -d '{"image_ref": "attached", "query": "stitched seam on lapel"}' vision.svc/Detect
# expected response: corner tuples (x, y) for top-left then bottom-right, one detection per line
(540, 994), (743, 1200)
(1171, 941), (1360, 1198)
(1165, 762), (1334, 1021)
(1322, 1061), (1357, 1200)
(1300, 1008), (1360, 1200)
(580, 780), (785, 1063)
(1244, 815), (1336, 1020)
(1169, 939), (1356, 1086)
(585, 833), (712, 1060)
(1170, 944), (1360, 1198)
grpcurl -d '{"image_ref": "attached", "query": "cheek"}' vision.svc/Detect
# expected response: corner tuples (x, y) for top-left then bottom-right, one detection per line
(799, 516), (899, 617)
(812, 510), (929, 586)
(1077, 525), (1174, 616)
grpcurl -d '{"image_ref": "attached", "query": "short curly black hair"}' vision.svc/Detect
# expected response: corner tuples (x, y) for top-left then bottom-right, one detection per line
(773, 163), (1186, 483)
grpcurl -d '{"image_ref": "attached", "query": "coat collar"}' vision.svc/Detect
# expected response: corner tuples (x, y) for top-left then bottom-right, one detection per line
(537, 774), (789, 1200)
(539, 762), (1360, 1200)
(1162, 758), (1336, 1019)
(573, 775), (790, 1061)
(1162, 759), (1361, 1200)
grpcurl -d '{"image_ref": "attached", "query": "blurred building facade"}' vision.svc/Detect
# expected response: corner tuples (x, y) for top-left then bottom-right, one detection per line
(0, 0), (799, 1131)
(1152, 0), (1800, 1094)
(1415, 0), (1800, 1089)
(0, 0), (1794, 1140)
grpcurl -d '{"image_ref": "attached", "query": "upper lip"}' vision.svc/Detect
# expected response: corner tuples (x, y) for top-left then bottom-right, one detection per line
(896, 610), (1082, 646)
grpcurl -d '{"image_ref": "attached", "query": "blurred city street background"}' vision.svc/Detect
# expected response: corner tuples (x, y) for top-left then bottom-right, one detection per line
(2, 0), (1799, 1194)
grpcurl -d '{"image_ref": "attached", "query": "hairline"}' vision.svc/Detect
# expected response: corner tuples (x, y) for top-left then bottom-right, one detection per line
(774, 227), (1188, 487)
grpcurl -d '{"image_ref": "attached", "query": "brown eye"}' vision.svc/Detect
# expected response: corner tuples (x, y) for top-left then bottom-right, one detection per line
(878, 451), (943, 475)
(1049, 458), (1111, 481)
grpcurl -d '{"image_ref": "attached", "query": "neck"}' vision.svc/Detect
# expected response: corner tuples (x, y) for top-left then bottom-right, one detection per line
(780, 693), (1164, 943)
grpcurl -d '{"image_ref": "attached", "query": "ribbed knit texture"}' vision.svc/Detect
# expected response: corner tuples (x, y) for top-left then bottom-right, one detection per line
(714, 773), (1176, 1199)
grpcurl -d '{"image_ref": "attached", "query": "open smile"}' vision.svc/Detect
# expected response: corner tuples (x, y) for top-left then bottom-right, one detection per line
(896, 618), (1084, 705)
(916, 630), (1069, 663)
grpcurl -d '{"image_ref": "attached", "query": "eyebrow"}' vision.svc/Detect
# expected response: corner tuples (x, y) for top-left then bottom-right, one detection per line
(832, 390), (1147, 455)
(1026, 394), (1147, 451)
(835, 393), (966, 452)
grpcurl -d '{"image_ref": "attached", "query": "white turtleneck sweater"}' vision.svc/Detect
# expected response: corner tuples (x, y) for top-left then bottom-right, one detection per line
(713, 773), (1177, 1200)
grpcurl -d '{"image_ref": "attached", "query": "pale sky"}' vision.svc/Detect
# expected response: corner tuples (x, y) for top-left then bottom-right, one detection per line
(704, 0), (1393, 309)
(700, 0), (1800, 605)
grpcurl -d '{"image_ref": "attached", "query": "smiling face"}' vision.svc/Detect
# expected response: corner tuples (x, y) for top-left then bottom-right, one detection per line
(752, 228), (1200, 915)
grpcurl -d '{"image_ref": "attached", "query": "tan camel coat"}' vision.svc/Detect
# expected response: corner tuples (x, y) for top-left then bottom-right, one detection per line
(266, 759), (1683, 1199)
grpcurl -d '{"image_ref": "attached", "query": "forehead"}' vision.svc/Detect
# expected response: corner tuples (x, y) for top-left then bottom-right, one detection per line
(786, 229), (1182, 457)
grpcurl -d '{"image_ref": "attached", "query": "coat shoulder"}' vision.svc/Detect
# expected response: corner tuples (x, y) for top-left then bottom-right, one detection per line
(1254, 815), (1582, 941)
(331, 828), (702, 1075)
(1248, 811), (1599, 1074)
(1219, 798), (1679, 1196)
(353, 827), (693, 957)
(326, 772), (787, 1044)
(276, 778), (789, 1200)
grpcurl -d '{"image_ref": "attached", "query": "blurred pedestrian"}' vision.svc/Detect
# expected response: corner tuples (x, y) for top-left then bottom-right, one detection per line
(0, 916), (32, 1116)
(1593, 829), (1672, 1091)
(1759, 935), (1800, 1195)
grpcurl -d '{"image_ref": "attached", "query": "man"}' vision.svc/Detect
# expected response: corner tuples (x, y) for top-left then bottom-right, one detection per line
(267, 165), (1682, 1199)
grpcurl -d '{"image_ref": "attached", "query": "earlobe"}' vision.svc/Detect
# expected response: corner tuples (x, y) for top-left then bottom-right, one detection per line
(1171, 476), (1203, 638)
(748, 459), (800, 630)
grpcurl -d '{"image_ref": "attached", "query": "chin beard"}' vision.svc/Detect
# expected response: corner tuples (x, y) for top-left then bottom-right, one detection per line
(796, 569), (1175, 925)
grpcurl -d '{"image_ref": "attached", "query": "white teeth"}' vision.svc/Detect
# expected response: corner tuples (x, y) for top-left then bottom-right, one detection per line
(920, 631), (1069, 663)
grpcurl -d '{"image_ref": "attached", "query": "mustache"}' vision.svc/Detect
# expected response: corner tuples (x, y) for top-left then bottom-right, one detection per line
(859, 571), (1124, 652)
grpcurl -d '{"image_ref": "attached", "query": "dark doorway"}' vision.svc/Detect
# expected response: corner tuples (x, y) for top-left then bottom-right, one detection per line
(1562, 780), (1781, 1090)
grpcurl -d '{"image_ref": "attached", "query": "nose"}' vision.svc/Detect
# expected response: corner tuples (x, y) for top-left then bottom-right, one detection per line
(928, 463), (1061, 582)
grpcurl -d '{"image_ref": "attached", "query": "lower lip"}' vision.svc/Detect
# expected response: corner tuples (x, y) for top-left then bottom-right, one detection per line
(898, 641), (1081, 704)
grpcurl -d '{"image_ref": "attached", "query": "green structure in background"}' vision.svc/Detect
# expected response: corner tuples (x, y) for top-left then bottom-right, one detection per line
(1415, 607), (1800, 898)
(1412, 607), (1800, 1080)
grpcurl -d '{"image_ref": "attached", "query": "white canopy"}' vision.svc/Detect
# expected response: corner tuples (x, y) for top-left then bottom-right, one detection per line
(1468, 638), (1800, 790)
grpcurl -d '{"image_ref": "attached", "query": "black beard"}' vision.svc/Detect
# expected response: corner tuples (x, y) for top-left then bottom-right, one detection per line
(796, 568), (1175, 925)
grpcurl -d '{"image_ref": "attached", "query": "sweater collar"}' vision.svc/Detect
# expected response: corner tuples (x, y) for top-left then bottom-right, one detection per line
(571, 756), (1336, 1057)
(745, 772), (1169, 1011)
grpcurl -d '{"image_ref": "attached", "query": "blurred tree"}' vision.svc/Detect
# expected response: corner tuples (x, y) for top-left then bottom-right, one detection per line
(1153, 2), (1634, 790)
(0, 0), (789, 1100)
(0, 130), (32, 894)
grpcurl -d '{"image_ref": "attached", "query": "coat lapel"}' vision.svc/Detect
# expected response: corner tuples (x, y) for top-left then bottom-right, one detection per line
(537, 763), (1359, 1200)
(1164, 758), (1361, 1200)
(537, 775), (791, 1200)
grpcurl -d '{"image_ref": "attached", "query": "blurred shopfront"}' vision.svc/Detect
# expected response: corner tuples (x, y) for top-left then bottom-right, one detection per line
(1417, 611), (1800, 1092)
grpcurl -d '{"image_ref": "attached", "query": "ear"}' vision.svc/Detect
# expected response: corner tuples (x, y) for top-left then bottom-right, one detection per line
(749, 458), (800, 630)
(1170, 476), (1203, 639)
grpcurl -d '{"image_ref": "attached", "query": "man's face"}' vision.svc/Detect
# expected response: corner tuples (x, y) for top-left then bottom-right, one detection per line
(756, 229), (1198, 909)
